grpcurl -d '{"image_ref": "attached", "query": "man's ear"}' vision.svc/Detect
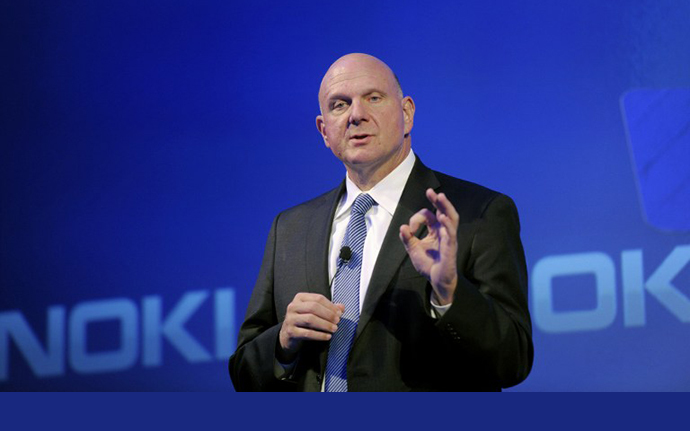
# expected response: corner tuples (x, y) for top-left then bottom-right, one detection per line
(316, 115), (330, 148)
(402, 96), (415, 136)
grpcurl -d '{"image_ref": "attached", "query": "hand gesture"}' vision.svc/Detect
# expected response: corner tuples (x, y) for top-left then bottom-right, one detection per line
(399, 188), (459, 305)
(278, 293), (344, 362)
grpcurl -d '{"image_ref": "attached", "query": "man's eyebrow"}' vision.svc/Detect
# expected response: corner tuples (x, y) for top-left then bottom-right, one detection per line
(327, 89), (387, 102)
(327, 93), (350, 103)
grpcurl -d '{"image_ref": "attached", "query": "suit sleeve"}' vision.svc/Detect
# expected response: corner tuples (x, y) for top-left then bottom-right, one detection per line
(437, 193), (533, 388)
(228, 214), (297, 391)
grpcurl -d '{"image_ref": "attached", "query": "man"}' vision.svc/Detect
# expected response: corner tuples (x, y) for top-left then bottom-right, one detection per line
(228, 53), (533, 391)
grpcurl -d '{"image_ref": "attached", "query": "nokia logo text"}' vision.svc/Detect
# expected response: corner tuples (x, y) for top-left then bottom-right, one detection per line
(0, 288), (235, 381)
(532, 245), (690, 333)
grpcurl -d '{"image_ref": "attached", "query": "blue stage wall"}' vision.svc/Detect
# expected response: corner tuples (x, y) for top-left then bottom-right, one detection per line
(1, 0), (689, 391)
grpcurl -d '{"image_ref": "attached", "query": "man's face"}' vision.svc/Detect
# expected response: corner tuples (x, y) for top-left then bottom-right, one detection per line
(316, 55), (414, 176)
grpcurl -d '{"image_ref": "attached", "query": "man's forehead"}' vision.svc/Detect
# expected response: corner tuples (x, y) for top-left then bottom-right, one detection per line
(323, 71), (388, 95)
(320, 64), (395, 101)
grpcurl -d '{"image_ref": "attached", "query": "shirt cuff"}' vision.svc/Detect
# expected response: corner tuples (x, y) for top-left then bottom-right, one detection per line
(430, 294), (452, 318)
(274, 356), (298, 380)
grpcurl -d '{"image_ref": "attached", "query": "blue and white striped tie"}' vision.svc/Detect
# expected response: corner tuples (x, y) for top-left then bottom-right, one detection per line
(324, 193), (376, 392)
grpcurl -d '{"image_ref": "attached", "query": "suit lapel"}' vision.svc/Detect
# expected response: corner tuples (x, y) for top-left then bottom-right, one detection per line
(355, 157), (440, 338)
(305, 182), (346, 300)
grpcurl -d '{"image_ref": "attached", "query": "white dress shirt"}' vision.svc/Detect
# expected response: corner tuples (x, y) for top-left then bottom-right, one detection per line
(276, 149), (450, 383)
(328, 149), (451, 316)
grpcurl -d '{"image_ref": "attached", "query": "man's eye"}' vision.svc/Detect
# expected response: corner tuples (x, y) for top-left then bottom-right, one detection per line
(332, 101), (347, 110)
(369, 95), (382, 102)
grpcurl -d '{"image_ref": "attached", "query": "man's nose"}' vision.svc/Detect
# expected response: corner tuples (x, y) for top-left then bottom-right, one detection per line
(348, 99), (369, 125)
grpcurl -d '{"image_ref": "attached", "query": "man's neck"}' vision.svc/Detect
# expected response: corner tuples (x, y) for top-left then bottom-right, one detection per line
(346, 145), (411, 191)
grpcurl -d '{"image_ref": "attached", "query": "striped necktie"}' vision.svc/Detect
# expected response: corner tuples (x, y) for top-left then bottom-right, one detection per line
(324, 193), (376, 392)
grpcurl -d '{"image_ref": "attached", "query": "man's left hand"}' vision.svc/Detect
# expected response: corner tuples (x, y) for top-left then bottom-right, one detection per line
(399, 188), (459, 306)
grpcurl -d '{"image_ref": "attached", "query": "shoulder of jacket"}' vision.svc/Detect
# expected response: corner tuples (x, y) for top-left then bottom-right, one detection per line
(274, 183), (343, 222)
(431, 170), (516, 220)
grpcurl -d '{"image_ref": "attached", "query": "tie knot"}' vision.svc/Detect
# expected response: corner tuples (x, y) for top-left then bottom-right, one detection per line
(351, 193), (376, 216)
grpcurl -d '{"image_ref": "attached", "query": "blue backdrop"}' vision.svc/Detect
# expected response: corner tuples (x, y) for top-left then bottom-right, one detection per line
(2, 0), (689, 391)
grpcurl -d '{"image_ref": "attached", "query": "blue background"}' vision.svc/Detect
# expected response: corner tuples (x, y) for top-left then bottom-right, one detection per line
(1, 0), (689, 391)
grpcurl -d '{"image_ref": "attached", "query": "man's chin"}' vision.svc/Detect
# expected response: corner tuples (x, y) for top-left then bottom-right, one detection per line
(342, 155), (378, 169)
(340, 146), (380, 164)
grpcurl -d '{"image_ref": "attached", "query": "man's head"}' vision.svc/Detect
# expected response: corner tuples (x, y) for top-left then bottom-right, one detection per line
(316, 53), (415, 188)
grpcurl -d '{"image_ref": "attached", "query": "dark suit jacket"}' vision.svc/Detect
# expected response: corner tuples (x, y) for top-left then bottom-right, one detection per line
(229, 157), (533, 391)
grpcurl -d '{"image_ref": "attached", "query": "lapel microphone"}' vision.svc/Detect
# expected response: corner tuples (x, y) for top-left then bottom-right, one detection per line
(339, 246), (352, 263)
(329, 246), (352, 289)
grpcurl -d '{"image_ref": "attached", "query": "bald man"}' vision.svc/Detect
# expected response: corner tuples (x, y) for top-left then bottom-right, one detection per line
(228, 54), (533, 391)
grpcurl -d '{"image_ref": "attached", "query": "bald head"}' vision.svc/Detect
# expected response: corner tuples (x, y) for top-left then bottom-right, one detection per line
(314, 53), (415, 190)
(318, 53), (403, 112)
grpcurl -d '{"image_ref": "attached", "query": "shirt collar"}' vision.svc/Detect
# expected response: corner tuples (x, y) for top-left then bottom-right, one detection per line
(335, 149), (416, 219)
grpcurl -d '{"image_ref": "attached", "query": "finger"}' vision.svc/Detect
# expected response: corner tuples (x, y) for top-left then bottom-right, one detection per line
(399, 224), (419, 248)
(297, 300), (343, 324)
(408, 208), (438, 234)
(293, 292), (328, 304)
(292, 313), (339, 334)
(293, 292), (342, 315)
(426, 188), (438, 203)
(289, 326), (334, 342)
(438, 224), (457, 256)
(427, 190), (459, 223)
(289, 299), (342, 324)
(438, 212), (457, 239)
(435, 192), (459, 222)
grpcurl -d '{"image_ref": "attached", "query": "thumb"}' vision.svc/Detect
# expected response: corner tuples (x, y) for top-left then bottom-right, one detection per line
(399, 225), (417, 249)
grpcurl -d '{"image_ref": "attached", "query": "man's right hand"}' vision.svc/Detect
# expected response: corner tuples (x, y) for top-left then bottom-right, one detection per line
(277, 293), (344, 363)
